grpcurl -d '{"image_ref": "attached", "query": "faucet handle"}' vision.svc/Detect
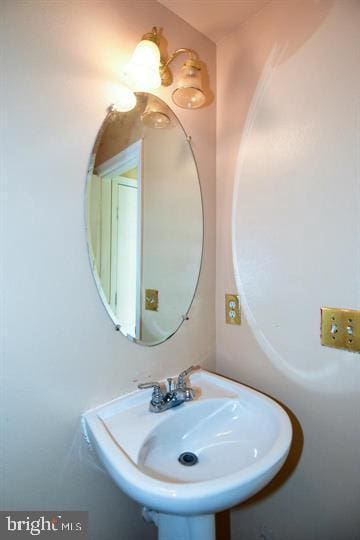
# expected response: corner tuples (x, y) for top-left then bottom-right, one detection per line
(137, 382), (164, 404)
(138, 382), (161, 389)
(177, 365), (200, 387)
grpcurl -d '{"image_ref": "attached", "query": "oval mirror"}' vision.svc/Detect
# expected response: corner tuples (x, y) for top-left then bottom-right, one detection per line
(85, 93), (203, 346)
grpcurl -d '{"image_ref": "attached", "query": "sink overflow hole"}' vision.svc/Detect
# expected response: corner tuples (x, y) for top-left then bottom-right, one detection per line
(178, 452), (198, 466)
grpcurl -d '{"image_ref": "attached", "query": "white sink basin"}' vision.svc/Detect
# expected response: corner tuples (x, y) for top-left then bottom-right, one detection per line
(82, 370), (292, 539)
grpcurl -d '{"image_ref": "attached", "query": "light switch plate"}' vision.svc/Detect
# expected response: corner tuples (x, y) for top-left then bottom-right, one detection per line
(145, 289), (159, 311)
(225, 294), (241, 325)
(321, 307), (360, 352)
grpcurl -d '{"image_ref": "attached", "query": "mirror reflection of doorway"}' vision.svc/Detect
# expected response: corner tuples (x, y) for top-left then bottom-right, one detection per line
(111, 176), (139, 338)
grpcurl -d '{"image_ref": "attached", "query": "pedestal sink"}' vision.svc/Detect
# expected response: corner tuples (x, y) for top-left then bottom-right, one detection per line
(82, 370), (292, 540)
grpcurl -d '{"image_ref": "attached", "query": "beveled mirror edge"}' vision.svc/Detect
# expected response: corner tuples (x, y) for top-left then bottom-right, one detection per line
(84, 92), (204, 347)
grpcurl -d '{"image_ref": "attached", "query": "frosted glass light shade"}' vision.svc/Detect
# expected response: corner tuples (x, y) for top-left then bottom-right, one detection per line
(142, 110), (170, 129)
(124, 40), (161, 91)
(172, 63), (206, 109)
(141, 96), (171, 128)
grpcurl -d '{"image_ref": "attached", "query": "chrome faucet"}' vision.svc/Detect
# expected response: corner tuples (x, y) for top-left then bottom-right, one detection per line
(138, 365), (200, 413)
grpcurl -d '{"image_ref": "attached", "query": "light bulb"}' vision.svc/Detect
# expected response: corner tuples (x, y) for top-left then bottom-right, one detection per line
(124, 39), (161, 91)
(112, 83), (136, 112)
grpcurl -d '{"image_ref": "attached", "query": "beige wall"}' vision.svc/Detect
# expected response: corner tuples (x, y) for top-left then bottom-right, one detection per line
(0, 1), (216, 539)
(216, 1), (360, 539)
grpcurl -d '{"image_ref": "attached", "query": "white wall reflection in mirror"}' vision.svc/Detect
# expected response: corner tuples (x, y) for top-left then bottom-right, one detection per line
(86, 93), (203, 346)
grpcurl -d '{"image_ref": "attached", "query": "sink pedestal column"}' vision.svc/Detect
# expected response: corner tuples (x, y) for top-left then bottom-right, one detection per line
(144, 510), (215, 540)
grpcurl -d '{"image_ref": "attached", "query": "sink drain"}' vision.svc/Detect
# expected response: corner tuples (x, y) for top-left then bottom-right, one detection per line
(178, 452), (198, 466)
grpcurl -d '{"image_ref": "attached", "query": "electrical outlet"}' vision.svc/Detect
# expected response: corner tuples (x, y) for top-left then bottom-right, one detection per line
(321, 307), (360, 352)
(225, 294), (241, 325)
(145, 289), (159, 311)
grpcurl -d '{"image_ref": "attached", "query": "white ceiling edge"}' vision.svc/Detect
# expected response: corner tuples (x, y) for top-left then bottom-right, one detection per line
(158, 0), (271, 44)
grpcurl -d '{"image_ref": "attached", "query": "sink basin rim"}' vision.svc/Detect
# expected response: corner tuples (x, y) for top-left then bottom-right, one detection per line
(83, 370), (292, 515)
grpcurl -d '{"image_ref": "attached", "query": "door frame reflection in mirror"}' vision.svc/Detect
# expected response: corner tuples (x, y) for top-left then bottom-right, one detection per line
(96, 140), (143, 339)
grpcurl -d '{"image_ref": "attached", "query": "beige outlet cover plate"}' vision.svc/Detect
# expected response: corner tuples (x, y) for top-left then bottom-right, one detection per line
(321, 307), (360, 352)
(145, 289), (159, 311)
(225, 294), (241, 325)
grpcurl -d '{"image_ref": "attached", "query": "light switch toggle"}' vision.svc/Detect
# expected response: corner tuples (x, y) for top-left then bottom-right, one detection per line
(346, 326), (353, 336)
(330, 323), (338, 335)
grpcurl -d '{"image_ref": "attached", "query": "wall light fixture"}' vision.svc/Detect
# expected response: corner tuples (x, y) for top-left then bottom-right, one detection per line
(115, 27), (207, 112)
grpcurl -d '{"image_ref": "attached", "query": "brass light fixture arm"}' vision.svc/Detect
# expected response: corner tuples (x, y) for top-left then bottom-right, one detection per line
(140, 27), (202, 87)
(160, 48), (201, 87)
(141, 26), (161, 45)
(163, 48), (200, 69)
